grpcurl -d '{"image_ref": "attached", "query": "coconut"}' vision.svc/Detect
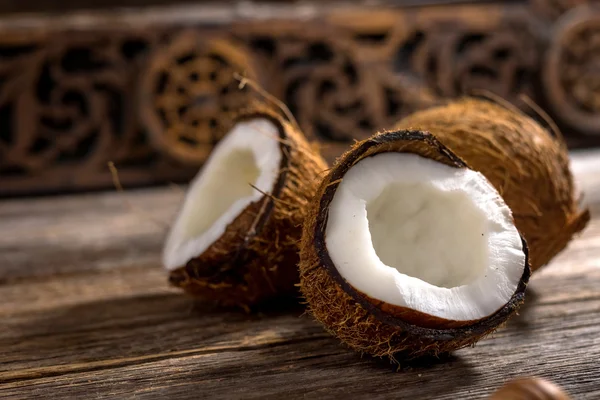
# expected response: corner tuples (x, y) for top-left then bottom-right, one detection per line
(299, 129), (531, 359)
(490, 377), (571, 400)
(396, 99), (589, 271)
(164, 107), (327, 309)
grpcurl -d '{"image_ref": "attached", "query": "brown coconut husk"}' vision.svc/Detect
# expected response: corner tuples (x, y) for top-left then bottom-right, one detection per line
(169, 106), (328, 310)
(299, 129), (530, 359)
(396, 98), (589, 271)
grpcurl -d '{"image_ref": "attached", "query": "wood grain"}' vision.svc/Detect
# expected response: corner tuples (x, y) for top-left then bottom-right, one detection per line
(0, 151), (599, 399)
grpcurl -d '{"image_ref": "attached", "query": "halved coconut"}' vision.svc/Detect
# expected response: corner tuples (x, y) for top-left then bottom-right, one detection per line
(300, 130), (530, 359)
(165, 108), (327, 309)
(397, 99), (590, 271)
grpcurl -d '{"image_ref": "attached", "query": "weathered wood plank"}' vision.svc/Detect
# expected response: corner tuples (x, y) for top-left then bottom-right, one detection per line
(1, 261), (596, 370)
(0, 231), (599, 398)
(1, 269), (599, 399)
(0, 189), (180, 281)
(571, 149), (600, 208)
(0, 150), (599, 399)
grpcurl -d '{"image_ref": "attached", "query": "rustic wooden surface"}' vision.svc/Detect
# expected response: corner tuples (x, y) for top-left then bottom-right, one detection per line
(1, 150), (600, 399)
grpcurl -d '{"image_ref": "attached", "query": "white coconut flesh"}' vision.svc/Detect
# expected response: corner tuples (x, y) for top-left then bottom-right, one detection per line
(163, 118), (282, 271)
(325, 153), (526, 321)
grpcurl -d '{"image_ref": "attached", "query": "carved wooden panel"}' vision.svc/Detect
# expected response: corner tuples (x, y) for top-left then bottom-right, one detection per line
(0, 29), (198, 195)
(0, 1), (598, 195)
(139, 30), (258, 164)
(543, 4), (600, 135)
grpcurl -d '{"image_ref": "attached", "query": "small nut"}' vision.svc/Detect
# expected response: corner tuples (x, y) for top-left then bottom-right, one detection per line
(490, 377), (571, 400)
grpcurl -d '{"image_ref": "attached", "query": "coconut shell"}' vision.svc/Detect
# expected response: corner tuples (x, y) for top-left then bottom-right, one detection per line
(396, 99), (589, 271)
(299, 129), (531, 359)
(169, 107), (328, 309)
(490, 377), (571, 400)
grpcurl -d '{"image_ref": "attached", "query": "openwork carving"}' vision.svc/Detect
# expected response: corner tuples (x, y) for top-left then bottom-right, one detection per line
(139, 31), (258, 164)
(544, 5), (600, 134)
(531, 0), (591, 20)
(0, 2), (598, 195)
(385, 19), (539, 107)
(0, 34), (45, 179)
(328, 10), (539, 116)
(0, 30), (196, 195)
(242, 27), (438, 155)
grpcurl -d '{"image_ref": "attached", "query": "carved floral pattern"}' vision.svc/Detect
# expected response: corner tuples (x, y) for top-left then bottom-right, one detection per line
(0, 2), (598, 195)
(376, 14), (539, 108)
(0, 30), (197, 194)
(240, 27), (439, 152)
(139, 31), (258, 164)
(543, 5), (600, 134)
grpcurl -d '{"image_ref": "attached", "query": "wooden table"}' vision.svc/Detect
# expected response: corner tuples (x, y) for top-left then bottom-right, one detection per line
(2, 151), (600, 399)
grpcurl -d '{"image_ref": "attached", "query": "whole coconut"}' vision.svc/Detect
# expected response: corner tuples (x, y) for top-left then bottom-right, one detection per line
(397, 99), (589, 271)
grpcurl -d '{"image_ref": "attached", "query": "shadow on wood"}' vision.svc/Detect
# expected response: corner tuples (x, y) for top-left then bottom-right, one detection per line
(0, 292), (324, 382)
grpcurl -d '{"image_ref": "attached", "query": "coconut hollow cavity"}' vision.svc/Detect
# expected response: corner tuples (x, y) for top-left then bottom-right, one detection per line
(165, 108), (327, 309)
(300, 130), (531, 359)
(397, 99), (590, 272)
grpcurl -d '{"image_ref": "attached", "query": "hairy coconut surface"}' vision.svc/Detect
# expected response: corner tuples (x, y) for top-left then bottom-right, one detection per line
(166, 107), (327, 309)
(397, 99), (590, 271)
(299, 130), (530, 359)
